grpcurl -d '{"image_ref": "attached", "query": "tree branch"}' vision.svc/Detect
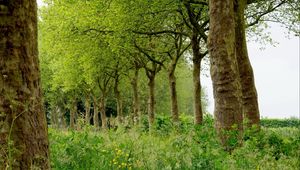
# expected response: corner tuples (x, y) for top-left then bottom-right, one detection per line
(247, 1), (287, 27)
(134, 42), (165, 68)
(133, 30), (189, 37)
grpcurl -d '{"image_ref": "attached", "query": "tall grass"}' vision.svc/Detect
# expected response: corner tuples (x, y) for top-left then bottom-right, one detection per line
(49, 116), (300, 169)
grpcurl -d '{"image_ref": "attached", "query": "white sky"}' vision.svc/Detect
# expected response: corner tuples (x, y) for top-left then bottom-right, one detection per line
(37, 0), (43, 6)
(202, 23), (299, 119)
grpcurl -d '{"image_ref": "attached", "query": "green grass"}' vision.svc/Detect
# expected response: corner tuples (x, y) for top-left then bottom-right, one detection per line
(49, 117), (300, 170)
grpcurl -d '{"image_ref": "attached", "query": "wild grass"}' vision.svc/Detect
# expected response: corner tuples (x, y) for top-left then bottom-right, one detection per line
(49, 116), (300, 170)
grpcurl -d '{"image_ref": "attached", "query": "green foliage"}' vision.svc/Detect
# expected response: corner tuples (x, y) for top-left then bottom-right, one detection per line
(261, 118), (300, 128)
(49, 118), (300, 169)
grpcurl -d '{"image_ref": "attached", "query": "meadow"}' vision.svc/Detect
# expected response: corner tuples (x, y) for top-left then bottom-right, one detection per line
(49, 115), (300, 170)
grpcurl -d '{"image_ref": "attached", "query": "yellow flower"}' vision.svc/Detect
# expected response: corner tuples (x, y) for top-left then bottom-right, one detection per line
(117, 149), (122, 155)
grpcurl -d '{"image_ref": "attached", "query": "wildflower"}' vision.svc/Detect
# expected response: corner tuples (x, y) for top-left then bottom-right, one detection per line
(117, 149), (122, 155)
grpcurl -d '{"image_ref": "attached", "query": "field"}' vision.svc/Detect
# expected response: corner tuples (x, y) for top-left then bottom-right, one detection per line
(49, 116), (300, 170)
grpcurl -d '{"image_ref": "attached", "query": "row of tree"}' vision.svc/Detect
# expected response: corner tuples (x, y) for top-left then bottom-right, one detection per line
(0, 0), (298, 168)
(39, 0), (298, 130)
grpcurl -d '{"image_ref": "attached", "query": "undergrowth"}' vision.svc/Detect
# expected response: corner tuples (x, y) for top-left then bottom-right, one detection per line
(49, 116), (300, 170)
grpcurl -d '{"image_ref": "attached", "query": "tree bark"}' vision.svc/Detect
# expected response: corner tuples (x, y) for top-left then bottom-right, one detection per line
(59, 106), (67, 129)
(168, 63), (179, 122)
(131, 66), (141, 124)
(0, 1), (50, 169)
(208, 0), (243, 149)
(70, 98), (77, 129)
(51, 106), (59, 128)
(99, 96), (107, 129)
(114, 79), (123, 124)
(85, 93), (91, 125)
(234, 0), (260, 128)
(93, 96), (99, 129)
(148, 74), (156, 128)
(191, 32), (203, 125)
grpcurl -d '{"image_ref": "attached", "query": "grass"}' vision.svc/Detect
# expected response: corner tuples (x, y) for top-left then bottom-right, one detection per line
(48, 116), (300, 170)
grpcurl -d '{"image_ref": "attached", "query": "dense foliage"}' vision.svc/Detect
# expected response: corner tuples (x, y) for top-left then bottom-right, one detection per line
(49, 116), (300, 169)
(260, 118), (300, 128)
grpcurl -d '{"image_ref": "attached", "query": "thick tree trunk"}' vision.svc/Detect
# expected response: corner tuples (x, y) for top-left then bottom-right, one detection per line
(208, 0), (243, 149)
(0, 1), (50, 168)
(131, 67), (141, 124)
(85, 94), (91, 125)
(93, 96), (99, 129)
(234, 0), (260, 128)
(70, 98), (77, 129)
(168, 63), (179, 122)
(191, 32), (203, 125)
(148, 75), (156, 128)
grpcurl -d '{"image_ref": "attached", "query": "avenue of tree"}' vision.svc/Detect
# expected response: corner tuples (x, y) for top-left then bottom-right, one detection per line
(0, 0), (298, 168)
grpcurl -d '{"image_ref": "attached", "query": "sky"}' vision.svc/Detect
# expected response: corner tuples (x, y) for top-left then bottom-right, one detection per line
(37, 1), (299, 119)
(201, 23), (299, 119)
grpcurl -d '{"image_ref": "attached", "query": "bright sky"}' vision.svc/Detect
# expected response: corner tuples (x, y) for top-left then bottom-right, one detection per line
(202, 23), (299, 119)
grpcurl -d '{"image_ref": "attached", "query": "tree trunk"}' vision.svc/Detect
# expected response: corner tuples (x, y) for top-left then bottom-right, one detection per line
(0, 1), (50, 169)
(115, 84), (123, 124)
(234, 0), (260, 128)
(208, 0), (243, 149)
(168, 63), (179, 122)
(118, 98), (123, 123)
(191, 32), (203, 125)
(148, 74), (156, 128)
(93, 96), (99, 129)
(51, 106), (59, 128)
(85, 94), (91, 125)
(70, 98), (77, 129)
(131, 67), (141, 124)
(100, 97), (107, 129)
(59, 106), (67, 129)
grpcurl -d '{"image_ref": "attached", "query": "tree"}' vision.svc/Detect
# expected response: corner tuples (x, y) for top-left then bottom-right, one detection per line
(135, 43), (165, 128)
(0, 1), (50, 169)
(130, 60), (142, 124)
(208, 0), (243, 150)
(236, 0), (260, 128)
(180, 0), (209, 124)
